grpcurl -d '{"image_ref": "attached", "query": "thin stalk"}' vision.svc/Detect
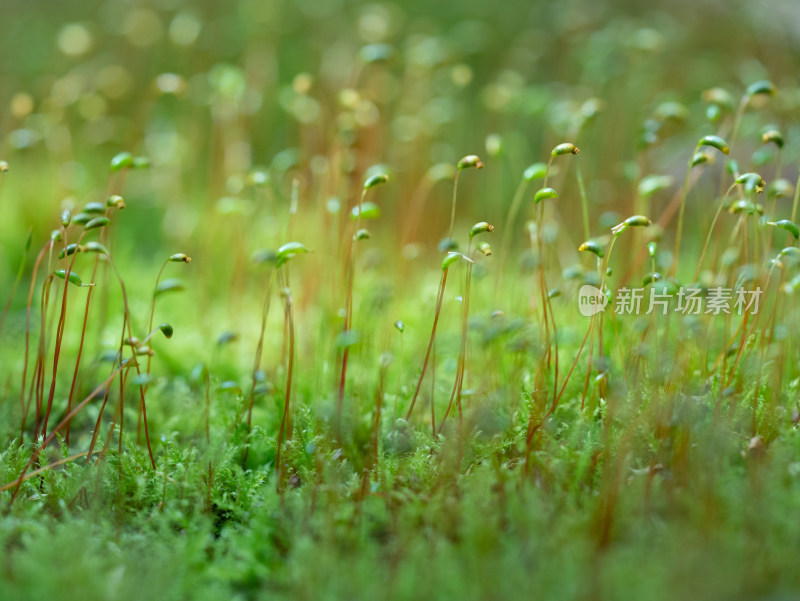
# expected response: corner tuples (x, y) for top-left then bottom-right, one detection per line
(85, 232), (133, 463)
(580, 256), (602, 409)
(65, 254), (102, 446)
(576, 164), (591, 241)
(591, 236), (619, 385)
(246, 268), (277, 439)
(430, 341), (436, 438)
(448, 171), (461, 239)
(275, 276), (295, 493)
(33, 283), (48, 437)
(792, 167), (800, 224)
(539, 160), (560, 401)
(555, 317), (594, 405)
(19, 240), (53, 443)
(337, 187), (368, 438)
(406, 268), (448, 419)
(440, 250), (473, 432)
(764, 149), (783, 252)
(35, 275), (57, 437)
(42, 227), (81, 438)
(107, 257), (155, 468)
(581, 321), (596, 411)
(160, 440), (169, 510)
(671, 154), (694, 279)
(86, 311), (128, 462)
(368, 359), (387, 475)
(728, 95), (748, 153)
(203, 368), (211, 445)
(539, 160), (558, 360)
(0, 228), (32, 339)
(145, 258), (170, 382)
(498, 175), (531, 285)
(402, 177), (435, 246)
(693, 183), (738, 282)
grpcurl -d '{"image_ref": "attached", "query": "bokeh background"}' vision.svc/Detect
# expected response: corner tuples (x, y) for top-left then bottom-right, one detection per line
(1, 0), (799, 364)
(3, 4), (800, 600)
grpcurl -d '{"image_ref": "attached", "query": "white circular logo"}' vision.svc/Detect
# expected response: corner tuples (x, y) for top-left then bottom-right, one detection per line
(578, 285), (608, 317)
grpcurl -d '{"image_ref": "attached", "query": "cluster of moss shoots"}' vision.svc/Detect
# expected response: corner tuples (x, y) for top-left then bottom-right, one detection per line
(1, 81), (799, 570)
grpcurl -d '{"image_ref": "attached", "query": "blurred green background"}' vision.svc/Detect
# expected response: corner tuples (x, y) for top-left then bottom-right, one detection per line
(2, 3), (800, 600)
(1, 0), (799, 377)
(2, 0), (799, 239)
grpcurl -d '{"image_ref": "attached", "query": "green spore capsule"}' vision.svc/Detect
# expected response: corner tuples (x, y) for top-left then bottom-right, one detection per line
(469, 222), (494, 238)
(534, 187), (558, 203)
(578, 240), (604, 258)
(84, 217), (111, 230)
(110, 151), (134, 171)
(697, 135), (730, 155)
(746, 80), (777, 97)
(551, 143), (580, 157)
(457, 155), (484, 170)
(767, 220), (800, 239)
(364, 173), (389, 190)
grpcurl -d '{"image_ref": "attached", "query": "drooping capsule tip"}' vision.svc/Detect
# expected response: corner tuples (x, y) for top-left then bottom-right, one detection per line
(746, 80), (777, 98)
(109, 151), (134, 172)
(578, 240), (604, 258)
(551, 143), (580, 157)
(469, 222), (494, 238)
(697, 135), (730, 155)
(363, 173), (389, 190)
(457, 155), (484, 170)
